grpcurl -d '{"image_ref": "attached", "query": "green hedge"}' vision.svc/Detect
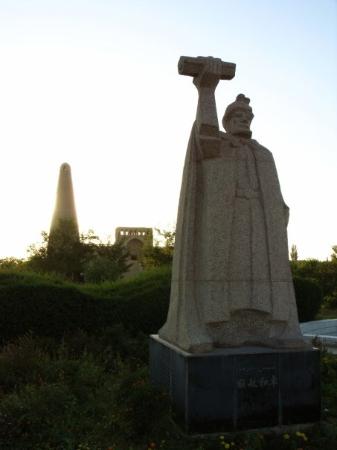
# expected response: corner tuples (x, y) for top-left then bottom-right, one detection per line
(87, 267), (171, 335)
(0, 268), (171, 344)
(0, 268), (322, 344)
(293, 276), (322, 322)
(0, 278), (112, 343)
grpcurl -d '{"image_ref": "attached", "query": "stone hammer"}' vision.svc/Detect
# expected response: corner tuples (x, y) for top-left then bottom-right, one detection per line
(178, 56), (236, 80)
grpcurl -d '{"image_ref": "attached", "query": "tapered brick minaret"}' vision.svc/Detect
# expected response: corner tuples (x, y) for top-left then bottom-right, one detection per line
(49, 163), (79, 242)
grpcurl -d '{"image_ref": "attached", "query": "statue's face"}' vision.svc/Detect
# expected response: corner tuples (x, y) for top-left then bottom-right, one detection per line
(227, 109), (253, 137)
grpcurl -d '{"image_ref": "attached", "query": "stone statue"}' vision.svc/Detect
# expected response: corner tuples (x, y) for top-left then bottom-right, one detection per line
(159, 56), (306, 353)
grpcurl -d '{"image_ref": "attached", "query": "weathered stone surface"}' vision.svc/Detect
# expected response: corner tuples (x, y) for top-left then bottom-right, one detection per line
(115, 227), (153, 276)
(115, 227), (153, 261)
(50, 163), (79, 240)
(159, 56), (307, 353)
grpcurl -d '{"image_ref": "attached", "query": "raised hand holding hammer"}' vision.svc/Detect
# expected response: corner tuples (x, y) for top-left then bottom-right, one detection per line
(178, 56), (236, 157)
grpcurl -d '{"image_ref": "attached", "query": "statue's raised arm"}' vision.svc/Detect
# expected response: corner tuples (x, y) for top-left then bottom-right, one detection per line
(178, 56), (236, 157)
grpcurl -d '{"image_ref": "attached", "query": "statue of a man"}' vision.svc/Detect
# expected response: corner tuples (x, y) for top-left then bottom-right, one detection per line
(159, 57), (306, 353)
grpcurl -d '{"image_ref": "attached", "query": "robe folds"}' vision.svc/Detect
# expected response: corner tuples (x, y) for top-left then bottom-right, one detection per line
(159, 123), (306, 353)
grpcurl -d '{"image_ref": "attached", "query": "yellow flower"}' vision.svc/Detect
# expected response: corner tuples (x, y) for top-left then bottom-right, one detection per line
(296, 430), (308, 439)
(283, 433), (290, 440)
(219, 435), (225, 440)
(225, 444), (230, 449)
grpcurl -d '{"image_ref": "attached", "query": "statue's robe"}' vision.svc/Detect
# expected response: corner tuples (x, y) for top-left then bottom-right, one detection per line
(159, 123), (306, 353)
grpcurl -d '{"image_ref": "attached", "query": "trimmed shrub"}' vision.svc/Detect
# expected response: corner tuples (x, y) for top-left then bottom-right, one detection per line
(0, 267), (171, 344)
(0, 267), (323, 344)
(293, 276), (322, 322)
(95, 266), (171, 335)
(0, 278), (116, 344)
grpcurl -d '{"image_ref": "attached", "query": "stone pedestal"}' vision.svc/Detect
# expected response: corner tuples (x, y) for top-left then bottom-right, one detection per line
(149, 335), (321, 433)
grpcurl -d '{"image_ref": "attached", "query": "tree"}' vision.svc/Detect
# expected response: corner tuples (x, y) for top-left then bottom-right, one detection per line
(82, 241), (130, 283)
(27, 220), (84, 280)
(26, 222), (129, 282)
(142, 228), (175, 268)
(290, 256), (337, 302)
(290, 244), (298, 261)
(0, 257), (25, 270)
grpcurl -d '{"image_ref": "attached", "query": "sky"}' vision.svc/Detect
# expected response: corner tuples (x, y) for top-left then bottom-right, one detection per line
(0, 0), (336, 260)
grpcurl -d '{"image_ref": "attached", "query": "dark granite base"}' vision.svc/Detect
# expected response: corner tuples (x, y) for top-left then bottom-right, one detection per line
(149, 335), (321, 433)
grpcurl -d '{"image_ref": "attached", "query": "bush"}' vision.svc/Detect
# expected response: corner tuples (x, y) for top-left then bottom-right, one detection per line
(26, 226), (129, 283)
(0, 267), (171, 344)
(321, 351), (337, 417)
(83, 255), (124, 283)
(0, 274), (337, 450)
(324, 290), (337, 309)
(291, 259), (337, 300)
(0, 273), (116, 344)
(0, 333), (170, 450)
(109, 362), (170, 441)
(92, 266), (171, 335)
(293, 276), (322, 322)
(0, 267), (323, 345)
(0, 334), (115, 450)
